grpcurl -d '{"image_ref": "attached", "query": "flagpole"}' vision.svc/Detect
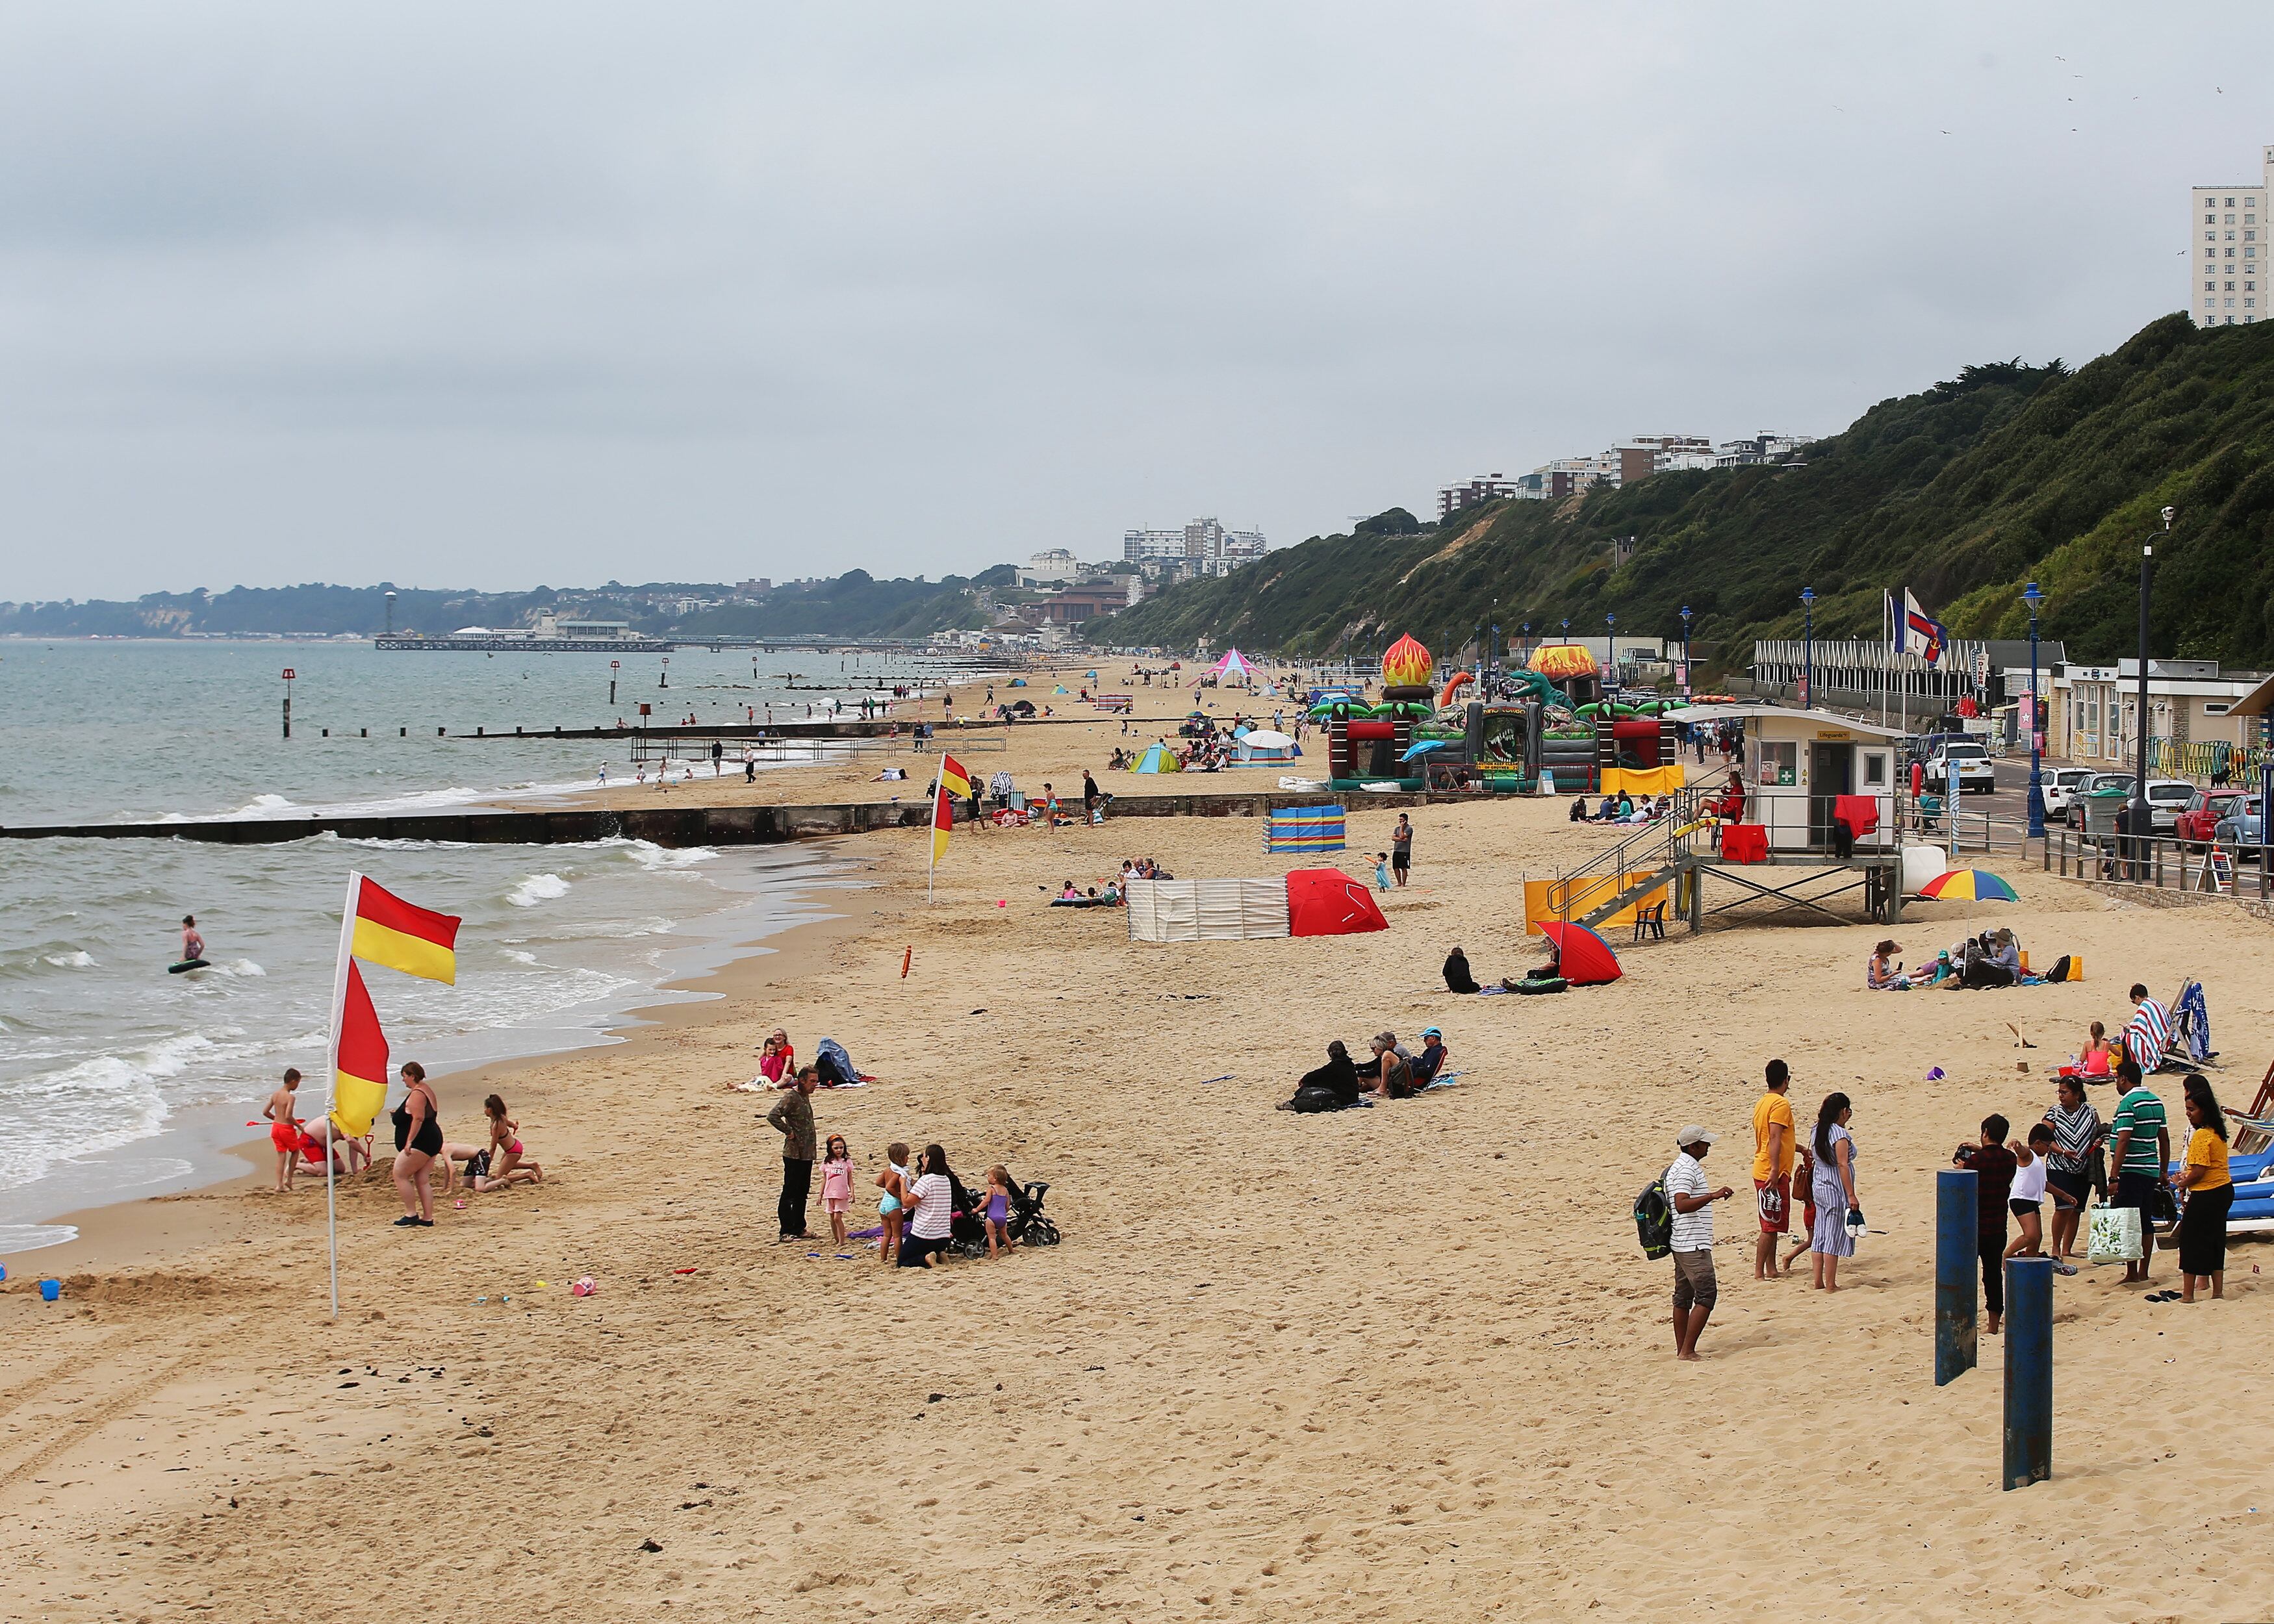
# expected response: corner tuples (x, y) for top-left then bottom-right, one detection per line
(926, 755), (944, 904)
(323, 871), (362, 1321)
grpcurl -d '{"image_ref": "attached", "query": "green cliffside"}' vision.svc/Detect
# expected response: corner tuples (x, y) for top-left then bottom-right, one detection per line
(1112, 314), (2274, 670)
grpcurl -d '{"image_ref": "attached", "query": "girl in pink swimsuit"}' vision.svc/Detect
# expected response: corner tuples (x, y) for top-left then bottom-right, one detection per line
(483, 1093), (543, 1184)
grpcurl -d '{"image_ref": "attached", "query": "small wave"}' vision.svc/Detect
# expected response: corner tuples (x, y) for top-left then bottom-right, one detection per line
(231, 793), (299, 817)
(507, 873), (571, 908)
(617, 839), (717, 870)
(43, 950), (97, 969)
(0, 1224), (78, 1253)
(501, 948), (539, 965)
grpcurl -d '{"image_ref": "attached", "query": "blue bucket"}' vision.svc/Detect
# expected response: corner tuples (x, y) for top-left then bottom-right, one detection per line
(39, 1278), (61, 1302)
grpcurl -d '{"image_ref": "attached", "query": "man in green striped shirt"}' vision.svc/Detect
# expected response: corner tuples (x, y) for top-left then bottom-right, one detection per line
(2106, 1058), (2171, 1285)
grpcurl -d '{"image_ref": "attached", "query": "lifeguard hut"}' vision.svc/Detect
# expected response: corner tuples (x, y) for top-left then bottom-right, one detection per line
(1535, 705), (1910, 932)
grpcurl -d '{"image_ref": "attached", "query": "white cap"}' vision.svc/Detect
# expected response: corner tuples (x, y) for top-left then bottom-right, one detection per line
(1676, 1125), (1717, 1149)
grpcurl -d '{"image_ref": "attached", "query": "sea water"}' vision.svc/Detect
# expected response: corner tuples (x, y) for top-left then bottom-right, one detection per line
(0, 639), (972, 1253)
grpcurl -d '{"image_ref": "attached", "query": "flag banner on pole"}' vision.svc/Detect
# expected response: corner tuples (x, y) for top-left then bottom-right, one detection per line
(350, 875), (462, 984)
(936, 753), (973, 800)
(931, 781), (955, 865)
(1900, 589), (1948, 668)
(330, 961), (390, 1137)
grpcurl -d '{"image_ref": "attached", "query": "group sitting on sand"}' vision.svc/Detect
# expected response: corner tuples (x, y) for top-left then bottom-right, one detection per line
(261, 1065), (540, 1223)
(1442, 944), (1567, 994)
(1865, 930), (2070, 991)
(1277, 1028), (1450, 1111)
(1570, 792), (1672, 825)
(730, 1028), (871, 1092)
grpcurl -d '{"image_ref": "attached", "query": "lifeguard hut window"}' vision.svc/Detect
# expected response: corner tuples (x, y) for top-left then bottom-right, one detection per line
(1757, 739), (1798, 787)
(1862, 751), (1891, 789)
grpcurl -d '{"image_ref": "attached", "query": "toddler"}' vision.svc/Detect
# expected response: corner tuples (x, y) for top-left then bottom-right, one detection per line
(979, 1165), (1019, 1260)
(821, 1135), (854, 1246)
(1373, 852), (1392, 892)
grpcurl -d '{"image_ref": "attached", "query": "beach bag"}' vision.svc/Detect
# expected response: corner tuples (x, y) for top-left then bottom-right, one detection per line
(1287, 1085), (1340, 1115)
(2148, 1182), (2180, 1227)
(2088, 1204), (2143, 1265)
(1633, 1172), (1675, 1260)
(2046, 955), (2071, 984)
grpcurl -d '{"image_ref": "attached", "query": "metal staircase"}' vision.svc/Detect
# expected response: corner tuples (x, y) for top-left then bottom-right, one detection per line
(1544, 776), (1724, 930)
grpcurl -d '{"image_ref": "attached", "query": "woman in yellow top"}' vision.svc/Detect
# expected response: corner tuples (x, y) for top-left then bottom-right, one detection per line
(2177, 1072), (2233, 1303)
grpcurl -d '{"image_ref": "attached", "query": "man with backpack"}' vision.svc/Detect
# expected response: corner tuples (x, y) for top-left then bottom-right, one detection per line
(1666, 1126), (1735, 1362)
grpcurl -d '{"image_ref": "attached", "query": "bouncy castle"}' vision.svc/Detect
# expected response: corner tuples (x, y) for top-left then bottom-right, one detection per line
(1323, 634), (1436, 791)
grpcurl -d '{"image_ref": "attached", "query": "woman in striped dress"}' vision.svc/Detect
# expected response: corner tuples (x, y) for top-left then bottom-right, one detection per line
(2040, 1076), (2102, 1275)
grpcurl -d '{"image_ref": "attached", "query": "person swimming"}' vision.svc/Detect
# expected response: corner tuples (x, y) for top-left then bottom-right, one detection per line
(180, 914), (206, 963)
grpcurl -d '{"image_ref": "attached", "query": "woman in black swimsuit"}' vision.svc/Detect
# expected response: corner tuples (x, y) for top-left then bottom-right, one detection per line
(390, 1060), (444, 1227)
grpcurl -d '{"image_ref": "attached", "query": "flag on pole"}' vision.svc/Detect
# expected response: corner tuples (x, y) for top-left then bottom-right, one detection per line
(330, 961), (391, 1137)
(936, 752), (973, 801)
(930, 778), (956, 865)
(350, 875), (462, 984)
(1899, 589), (1948, 668)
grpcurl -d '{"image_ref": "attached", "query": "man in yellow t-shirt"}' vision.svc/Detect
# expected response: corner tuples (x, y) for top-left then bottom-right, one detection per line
(1752, 1059), (1796, 1280)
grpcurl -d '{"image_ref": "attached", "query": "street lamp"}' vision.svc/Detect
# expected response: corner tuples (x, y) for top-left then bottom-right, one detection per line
(2131, 509), (2172, 855)
(1800, 588), (1816, 708)
(1680, 605), (1693, 696)
(2023, 583), (2045, 840)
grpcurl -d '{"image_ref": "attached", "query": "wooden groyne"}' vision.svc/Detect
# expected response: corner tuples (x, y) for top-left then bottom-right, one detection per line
(0, 789), (1449, 848)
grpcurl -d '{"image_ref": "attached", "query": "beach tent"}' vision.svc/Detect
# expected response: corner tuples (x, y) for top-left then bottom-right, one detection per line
(1212, 649), (1256, 681)
(1234, 729), (1299, 763)
(1132, 742), (1183, 774)
(1125, 879), (1290, 943)
(1285, 869), (1389, 937)
(1535, 920), (1622, 985)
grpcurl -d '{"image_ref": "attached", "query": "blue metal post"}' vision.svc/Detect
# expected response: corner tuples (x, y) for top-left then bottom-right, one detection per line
(2002, 1256), (2053, 1489)
(1800, 587), (1815, 708)
(1935, 1169), (1977, 1386)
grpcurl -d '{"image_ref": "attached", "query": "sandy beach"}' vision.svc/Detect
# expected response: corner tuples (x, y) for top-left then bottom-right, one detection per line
(8, 735), (2274, 1620)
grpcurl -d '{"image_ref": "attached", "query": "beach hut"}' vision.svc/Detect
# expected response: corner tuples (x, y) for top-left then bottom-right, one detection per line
(1132, 742), (1183, 774)
(1663, 704), (1903, 854)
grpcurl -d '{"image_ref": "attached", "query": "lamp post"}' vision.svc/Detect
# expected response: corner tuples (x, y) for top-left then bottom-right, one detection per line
(1680, 605), (1693, 697)
(2131, 509), (2171, 855)
(1800, 588), (1816, 709)
(2023, 583), (2045, 841)
(1605, 613), (1616, 694)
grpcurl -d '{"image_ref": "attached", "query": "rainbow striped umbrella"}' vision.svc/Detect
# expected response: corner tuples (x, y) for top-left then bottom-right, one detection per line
(1919, 869), (2018, 902)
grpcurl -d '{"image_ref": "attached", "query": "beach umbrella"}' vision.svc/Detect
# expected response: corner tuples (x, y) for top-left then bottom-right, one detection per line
(1919, 869), (2018, 902)
(1535, 920), (1622, 985)
(1400, 739), (1451, 761)
(1240, 729), (1296, 749)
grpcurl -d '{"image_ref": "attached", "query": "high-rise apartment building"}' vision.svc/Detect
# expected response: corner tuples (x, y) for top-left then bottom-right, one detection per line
(1437, 474), (1526, 521)
(2192, 146), (2273, 327)
(1122, 517), (1268, 578)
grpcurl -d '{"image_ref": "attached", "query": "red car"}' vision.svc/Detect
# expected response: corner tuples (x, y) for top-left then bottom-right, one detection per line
(2177, 787), (2248, 848)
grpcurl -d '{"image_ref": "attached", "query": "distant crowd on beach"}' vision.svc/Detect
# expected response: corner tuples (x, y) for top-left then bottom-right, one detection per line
(1662, 978), (2235, 1360)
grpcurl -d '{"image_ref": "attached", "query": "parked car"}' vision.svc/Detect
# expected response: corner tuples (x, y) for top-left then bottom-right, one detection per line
(2039, 766), (2095, 818)
(2139, 778), (2195, 833)
(1925, 740), (1997, 794)
(2177, 787), (2249, 848)
(2216, 796), (2265, 850)
(2065, 772), (2135, 830)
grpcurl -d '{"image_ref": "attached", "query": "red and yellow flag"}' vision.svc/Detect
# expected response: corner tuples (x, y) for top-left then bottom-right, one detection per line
(330, 961), (391, 1137)
(937, 752), (972, 800)
(931, 780), (955, 865)
(351, 876), (461, 985)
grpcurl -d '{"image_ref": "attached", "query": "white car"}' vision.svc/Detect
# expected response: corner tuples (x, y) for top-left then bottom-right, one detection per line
(2039, 766), (2094, 817)
(2142, 778), (2197, 833)
(1926, 741), (1997, 795)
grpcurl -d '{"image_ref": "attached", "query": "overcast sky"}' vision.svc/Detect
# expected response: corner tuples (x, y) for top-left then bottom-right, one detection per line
(3, 3), (2268, 600)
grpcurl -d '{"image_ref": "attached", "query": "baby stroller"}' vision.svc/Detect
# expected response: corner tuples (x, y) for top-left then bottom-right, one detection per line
(947, 1167), (1062, 1257)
